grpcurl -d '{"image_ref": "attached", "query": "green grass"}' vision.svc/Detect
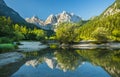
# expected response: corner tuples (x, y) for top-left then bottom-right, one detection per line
(0, 44), (16, 52)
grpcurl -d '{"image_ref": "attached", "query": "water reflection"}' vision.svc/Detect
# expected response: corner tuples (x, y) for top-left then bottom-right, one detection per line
(54, 50), (83, 71)
(10, 48), (120, 77)
(12, 62), (110, 77)
(76, 49), (120, 77)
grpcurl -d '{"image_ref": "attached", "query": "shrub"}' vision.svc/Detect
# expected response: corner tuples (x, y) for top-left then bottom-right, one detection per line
(0, 44), (16, 52)
(0, 37), (13, 43)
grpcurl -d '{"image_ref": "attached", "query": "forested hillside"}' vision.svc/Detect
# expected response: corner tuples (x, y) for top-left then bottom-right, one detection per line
(0, 16), (46, 42)
(55, 0), (120, 43)
(79, 12), (120, 41)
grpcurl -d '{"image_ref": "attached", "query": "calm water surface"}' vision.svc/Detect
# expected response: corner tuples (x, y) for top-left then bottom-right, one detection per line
(0, 48), (120, 77)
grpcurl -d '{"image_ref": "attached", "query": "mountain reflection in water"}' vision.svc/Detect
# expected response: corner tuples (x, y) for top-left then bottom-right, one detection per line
(10, 48), (120, 77)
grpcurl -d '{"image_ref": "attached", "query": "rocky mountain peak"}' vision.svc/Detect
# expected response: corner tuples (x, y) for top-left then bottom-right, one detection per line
(62, 11), (67, 13)
(26, 16), (44, 26)
(45, 14), (57, 25)
(102, 0), (120, 17)
(57, 11), (81, 23)
(26, 11), (82, 30)
(62, 11), (69, 15)
(31, 16), (39, 20)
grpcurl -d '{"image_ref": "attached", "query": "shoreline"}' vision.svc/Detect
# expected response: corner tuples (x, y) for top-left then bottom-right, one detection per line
(59, 42), (120, 49)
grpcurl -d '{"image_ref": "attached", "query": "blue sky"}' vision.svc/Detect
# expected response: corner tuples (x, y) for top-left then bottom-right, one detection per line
(4, 0), (115, 20)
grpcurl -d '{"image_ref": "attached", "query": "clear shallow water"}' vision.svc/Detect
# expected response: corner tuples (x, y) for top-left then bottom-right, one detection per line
(0, 48), (120, 77)
(11, 62), (110, 77)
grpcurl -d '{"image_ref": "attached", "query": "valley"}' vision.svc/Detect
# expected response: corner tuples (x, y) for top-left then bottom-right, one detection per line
(0, 0), (120, 77)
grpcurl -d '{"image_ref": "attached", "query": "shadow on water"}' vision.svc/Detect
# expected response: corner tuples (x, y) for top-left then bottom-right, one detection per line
(0, 47), (120, 77)
(0, 59), (26, 77)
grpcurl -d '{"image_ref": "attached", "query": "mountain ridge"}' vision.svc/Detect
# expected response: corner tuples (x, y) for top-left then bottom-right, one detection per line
(101, 0), (120, 17)
(0, 0), (26, 23)
(78, 0), (120, 41)
(26, 11), (82, 30)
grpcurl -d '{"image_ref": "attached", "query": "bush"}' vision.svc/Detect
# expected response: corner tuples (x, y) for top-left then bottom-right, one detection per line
(0, 37), (13, 43)
(0, 44), (16, 52)
(13, 31), (25, 41)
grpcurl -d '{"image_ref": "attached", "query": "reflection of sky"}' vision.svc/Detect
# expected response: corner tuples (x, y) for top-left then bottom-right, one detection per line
(11, 62), (110, 77)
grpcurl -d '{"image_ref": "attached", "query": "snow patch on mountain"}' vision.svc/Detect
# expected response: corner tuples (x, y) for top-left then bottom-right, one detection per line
(25, 11), (82, 30)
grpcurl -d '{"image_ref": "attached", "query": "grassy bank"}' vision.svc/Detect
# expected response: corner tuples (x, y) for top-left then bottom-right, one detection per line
(0, 44), (17, 52)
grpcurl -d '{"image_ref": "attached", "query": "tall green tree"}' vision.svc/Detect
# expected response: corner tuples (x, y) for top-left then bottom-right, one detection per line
(56, 23), (80, 44)
(0, 16), (13, 37)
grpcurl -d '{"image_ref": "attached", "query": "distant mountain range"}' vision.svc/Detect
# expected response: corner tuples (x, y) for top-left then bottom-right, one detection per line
(0, 0), (119, 30)
(0, 0), (26, 23)
(26, 11), (82, 30)
(26, 0), (120, 30)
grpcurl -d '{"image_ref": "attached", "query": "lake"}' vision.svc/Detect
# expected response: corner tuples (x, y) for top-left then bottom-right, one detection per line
(0, 43), (120, 77)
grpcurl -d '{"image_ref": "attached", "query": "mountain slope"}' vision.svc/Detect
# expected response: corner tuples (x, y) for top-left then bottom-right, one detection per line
(101, 0), (120, 17)
(0, 0), (26, 23)
(45, 14), (57, 25)
(56, 11), (81, 24)
(26, 16), (53, 30)
(78, 0), (120, 41)
(26, 16), (44, 26)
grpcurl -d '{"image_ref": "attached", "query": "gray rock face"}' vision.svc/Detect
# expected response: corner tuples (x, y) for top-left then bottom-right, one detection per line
(0, 0), (26, 23)
(26, 16), (53, 30)
(26, 16), (44, 25)
(45, 14), (57, 25)
(103, 3), (120, 16)
(57, 11), (81, 24)
(102, 0), (120, 17)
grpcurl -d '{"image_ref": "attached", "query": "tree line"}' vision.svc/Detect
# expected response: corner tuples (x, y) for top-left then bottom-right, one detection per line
(0, 16), (46, 43)
(55, 13), (120, 44)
